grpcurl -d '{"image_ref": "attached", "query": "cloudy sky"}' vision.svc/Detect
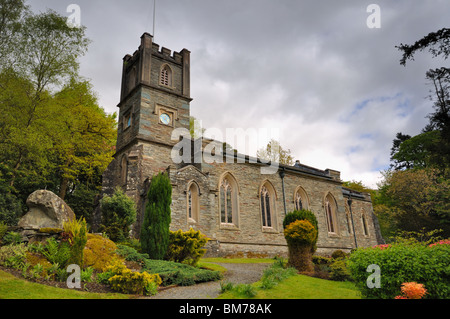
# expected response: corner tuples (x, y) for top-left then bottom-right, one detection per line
(28, 0), (449, 188)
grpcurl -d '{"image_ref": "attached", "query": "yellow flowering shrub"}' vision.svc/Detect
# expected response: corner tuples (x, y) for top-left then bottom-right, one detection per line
(103, 259), (161, 296)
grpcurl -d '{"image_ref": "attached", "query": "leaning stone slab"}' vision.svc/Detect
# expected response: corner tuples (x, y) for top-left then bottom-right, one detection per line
(18, 190), (75, 230)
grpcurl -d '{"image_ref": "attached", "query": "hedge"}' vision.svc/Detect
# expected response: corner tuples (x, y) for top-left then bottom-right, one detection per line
(347, 242), (450, 299)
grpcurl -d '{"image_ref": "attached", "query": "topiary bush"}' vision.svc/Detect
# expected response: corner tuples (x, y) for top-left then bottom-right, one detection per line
(284, 219), (318, 273)
(347, 242), (450, 299)
(283, 210), (318, 252)
(165, 228), (209, 266)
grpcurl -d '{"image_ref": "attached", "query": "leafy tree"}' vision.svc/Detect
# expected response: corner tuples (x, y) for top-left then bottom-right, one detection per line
(141, 172), (172, 260)
(100, 187), (137, 242)
(376, 168), (450, 238)
(257, 139), (294, 165)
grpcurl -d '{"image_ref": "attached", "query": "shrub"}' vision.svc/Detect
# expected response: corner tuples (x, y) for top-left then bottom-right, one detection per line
(283, 209), (318, 250)
(0, 243), (28, 269)
(0, 221), (8, 242)
(116, 244), (149, 264)
(284, 220), (317, 272)
(63, 217), (88, 267)
(165, 229), (208, 266)
(347, 242), (450, 299)
(83, 233), (119, 271)
(329, 258), (351, 281)
(331, 249), (348, 259)
(100, 187), (137, 242)
(141, 172), (172, 260)
(102, 259), (161, 296)
(2, 231), (22, 245)
(142, 258), (222, 286)
(395, 282), (428, 299)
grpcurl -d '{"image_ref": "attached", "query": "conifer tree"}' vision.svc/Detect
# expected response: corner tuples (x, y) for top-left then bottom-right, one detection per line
(141, 172), (172, 259)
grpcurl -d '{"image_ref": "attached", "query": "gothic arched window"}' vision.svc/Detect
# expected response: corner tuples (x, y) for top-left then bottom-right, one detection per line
(219, 173), (239, 226)
(294, 186), (309, 211)
(260, 181), (277, 229)
(361, 211), (369, 236)
(325, 193), (338, 234)
(187, 181), (200, 223)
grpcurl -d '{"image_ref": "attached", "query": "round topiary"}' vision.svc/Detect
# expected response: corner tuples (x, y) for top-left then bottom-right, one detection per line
(284, 220), (318, 246)
(283, 210), (318, 250)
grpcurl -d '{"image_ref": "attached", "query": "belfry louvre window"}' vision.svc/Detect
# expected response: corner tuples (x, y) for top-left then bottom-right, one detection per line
(160, 65), (172, 86)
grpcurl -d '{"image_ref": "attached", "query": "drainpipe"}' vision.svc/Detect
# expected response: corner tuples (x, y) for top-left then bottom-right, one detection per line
(279, 168), (287, 216)
(348, 193), (358, 249)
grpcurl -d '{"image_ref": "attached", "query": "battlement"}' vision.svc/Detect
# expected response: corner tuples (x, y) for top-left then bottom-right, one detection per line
(120, 32), (191, 103)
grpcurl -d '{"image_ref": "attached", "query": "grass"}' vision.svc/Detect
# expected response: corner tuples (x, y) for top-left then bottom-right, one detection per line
(219, 273), (361, 299)
(0, 270), (129, 299)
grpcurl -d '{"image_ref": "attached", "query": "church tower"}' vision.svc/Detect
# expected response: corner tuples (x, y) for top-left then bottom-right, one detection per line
(100, 33), (192, 236)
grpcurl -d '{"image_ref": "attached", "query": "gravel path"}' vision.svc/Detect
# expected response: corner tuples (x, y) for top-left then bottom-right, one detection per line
(147, 263), (270, 299)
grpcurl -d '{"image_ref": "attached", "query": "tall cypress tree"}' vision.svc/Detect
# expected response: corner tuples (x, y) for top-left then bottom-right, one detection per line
(141, 172), (172, 259)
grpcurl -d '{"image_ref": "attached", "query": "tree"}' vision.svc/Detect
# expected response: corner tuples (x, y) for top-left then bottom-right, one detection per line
(141, 172), (172, 259)
(396, 28), (450, 170)
(257, 139), (294, 165)
(376, 168), (450, 239)
(100, 187), (137, 242)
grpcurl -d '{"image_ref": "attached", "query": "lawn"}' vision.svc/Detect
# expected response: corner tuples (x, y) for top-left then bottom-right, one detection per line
(0, 270), (129, 299)
(219, 274), (361, 299)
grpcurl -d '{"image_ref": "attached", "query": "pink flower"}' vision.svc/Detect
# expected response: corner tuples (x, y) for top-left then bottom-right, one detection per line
(373, 244), (390, 250)
(429, 239), (450, 247)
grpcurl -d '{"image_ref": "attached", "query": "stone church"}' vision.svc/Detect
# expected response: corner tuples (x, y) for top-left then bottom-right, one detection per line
(100, 33), (383, 257)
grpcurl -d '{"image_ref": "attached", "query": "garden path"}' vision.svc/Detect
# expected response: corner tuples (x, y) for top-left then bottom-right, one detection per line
(146, 262), (270, 299)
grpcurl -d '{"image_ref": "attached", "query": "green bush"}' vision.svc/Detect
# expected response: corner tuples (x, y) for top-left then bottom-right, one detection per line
(116, 244), (149, 263)
(165, 229), (209, 266)
(283, 210), (318, 250)
(100, 187), (137, 242)
(329, 259), (351, 281)
(331, 249), (348, 259)
(42, 237), (71, 267)
(141, 172), (172, 260)
(142, 258), (222, 286)
(347, 242), (450, 299)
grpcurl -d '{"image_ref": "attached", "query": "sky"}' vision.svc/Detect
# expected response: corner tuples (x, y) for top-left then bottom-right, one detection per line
(28, 0), (450, 188)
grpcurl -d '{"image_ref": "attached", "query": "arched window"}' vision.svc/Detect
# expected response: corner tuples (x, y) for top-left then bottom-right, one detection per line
(361, 211), (369, 236)
(120, 155), (128, 186)
(260, 181), (277, 229)
(187, 181), (200, 223)
(160, 64), (172, 86)
(324, 193), (338, 234)
(219, 173), (239, 226)
(294, 186), (309, 211)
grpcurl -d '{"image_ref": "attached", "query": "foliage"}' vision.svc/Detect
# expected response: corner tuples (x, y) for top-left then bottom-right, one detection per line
(376, 168), (450, 238)
(41, 237), (71, 268)
(283, 210), (319, 256)
(329, 259), (351, 282)
(347, 242), (450, 299)
(83, 234), (119, 271)
(100, 187), (137, 242)
(395, 282), (428, 299)
(63, 217), (87, 267)
(0, 222), (7, 242)
(103, 259), (161, 296)
(0, 192), (24, 226)
(142, 258), (222, 287)
(141, 172), (172, 260)
(284, 220), (317, 247)
(0, 243), (28, 269)
(256, 139), (294, 165)
(1, 231), (22, 246)
(331, 250), (348, 259)
(165, 229), (209, 266)
(115, 244), (149, 264)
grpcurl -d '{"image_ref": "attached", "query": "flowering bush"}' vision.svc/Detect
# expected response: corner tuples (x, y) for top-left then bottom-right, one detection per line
(395, 282), (427, 299)
(429, 239), (450, 247)
(373, 244), (390, 250)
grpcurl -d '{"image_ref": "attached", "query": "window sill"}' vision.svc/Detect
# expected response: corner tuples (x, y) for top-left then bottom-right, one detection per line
(220, 223), (239, 231)
(327, 232), (340, 238)
(262, 227), (278, 234)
